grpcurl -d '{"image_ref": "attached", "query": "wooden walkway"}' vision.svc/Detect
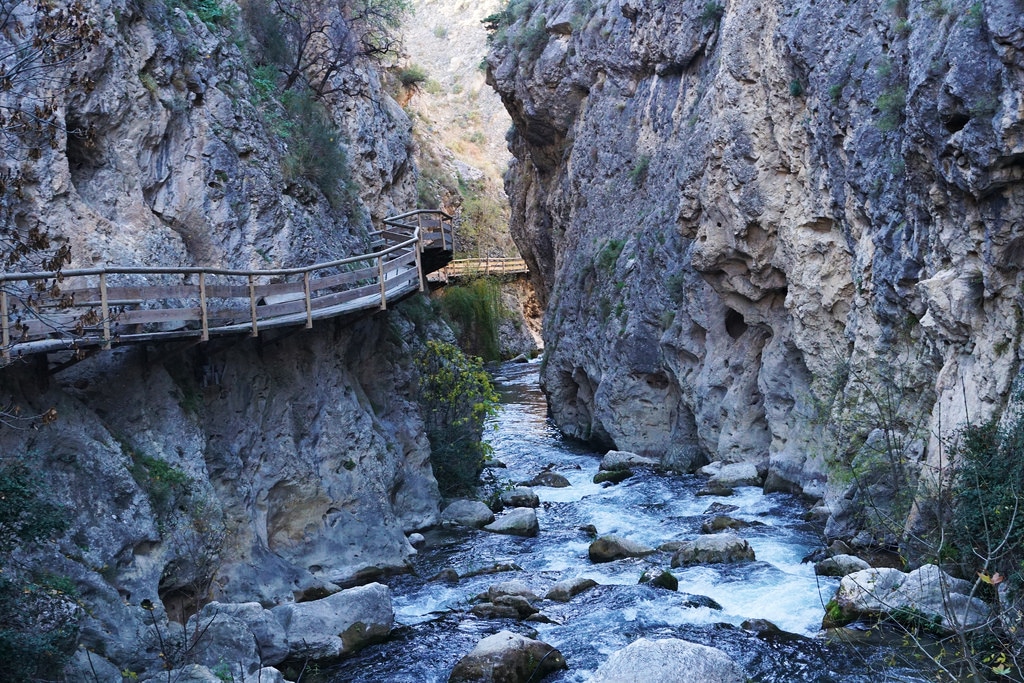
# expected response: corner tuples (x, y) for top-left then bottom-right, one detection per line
(0, 210), (453, 363)
(427, 257), (528, 283)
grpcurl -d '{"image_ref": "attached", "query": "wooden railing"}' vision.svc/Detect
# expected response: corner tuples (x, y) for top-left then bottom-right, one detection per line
(0, 210), (453, 362)
(428, 257), (528, 282)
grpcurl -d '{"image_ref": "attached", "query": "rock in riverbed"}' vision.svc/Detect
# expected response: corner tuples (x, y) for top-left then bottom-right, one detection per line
(448, 630), (567, 682)
(589, 534), (655, 563)
(670, 533), (755, 566)
(271, 583), (393, 661)
(545, 576), (599, 602)
(590, 637), (745, 682)
(441, 500), (495, 528)
(484, 507), (539, 537)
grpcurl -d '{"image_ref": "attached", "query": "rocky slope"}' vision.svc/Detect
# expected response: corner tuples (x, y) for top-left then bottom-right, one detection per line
(486, 0), (1024, 536)
(0, 0), (445, 678)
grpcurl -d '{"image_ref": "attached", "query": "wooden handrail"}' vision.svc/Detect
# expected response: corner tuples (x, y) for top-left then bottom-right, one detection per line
(0, 210), (454, 362)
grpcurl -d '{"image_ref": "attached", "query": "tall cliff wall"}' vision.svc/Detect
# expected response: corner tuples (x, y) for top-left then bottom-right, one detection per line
(0, 0), (443, 677)
(487, 0), (1024, 529)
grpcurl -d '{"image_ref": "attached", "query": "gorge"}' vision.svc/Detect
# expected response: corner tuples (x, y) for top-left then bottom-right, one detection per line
(0, 0), (1022, 680)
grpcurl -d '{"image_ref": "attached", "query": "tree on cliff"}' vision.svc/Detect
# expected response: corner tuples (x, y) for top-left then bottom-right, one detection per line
(245, 0), (410, 99)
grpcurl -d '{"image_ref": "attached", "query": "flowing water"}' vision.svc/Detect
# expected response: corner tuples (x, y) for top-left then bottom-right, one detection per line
(330, 361), (929, 682)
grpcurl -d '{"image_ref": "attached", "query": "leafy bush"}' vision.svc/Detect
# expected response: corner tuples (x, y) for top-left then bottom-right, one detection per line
(129, 452), (192, 517)
(628, 155), (650, 188)
(437, 278), (505, 361)
(700, 1), (725, 24)
(279, 89), (359, 210)
(415, 341), (499, 496)
(0, 462), (78, 678)
(875, 86), (906, 131)
(597, 239), (626, 273)
(397, 64), (428, 88)
(788, 79), (804, 97)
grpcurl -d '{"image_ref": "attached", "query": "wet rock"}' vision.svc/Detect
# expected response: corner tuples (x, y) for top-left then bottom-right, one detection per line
(460, 563), (523, 579)
(700, 515), (750, 534)
(483, 459), (508, 469)
(696, 485), (736, 497)
(448, 630), (567, 683)
(483, 507), (539, 537)
(815, 554), (870, 577)
(833, 564), (990, 632)
(589, 535), (655, 563)
(658, 540), (684, 552)
(599, 450), (660, 471)
(408, 532), (426, 548)
(828, 539), (854, 557)
(188, 601), (288, 667)
(499, 487), (540, 508)
(594, 469), (633, 485)
(639, 569), (678, 591)
(590, 637), (745, 683)
(441, 500), (495, 529)
(487, 580), (539, 602)
(524, 471), (571, 488)
(492, 594), (539, 618)
(708, 462), (763, 489)
(670, 534), (755, 566)
(703, 502), (739, 515)
(470, 603), (522, 620)
(741, 619), (803, 642)
(579, 524), (598, 536)
(681, 594), (724, 610)
(271, 583), (393, 661)
(431, 568), (460, 583)
(545, 577), (599, 602)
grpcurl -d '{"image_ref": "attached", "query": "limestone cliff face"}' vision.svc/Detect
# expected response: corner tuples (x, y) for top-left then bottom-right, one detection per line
(487, 0), (1024, 516)
(0, 0), (442, 676)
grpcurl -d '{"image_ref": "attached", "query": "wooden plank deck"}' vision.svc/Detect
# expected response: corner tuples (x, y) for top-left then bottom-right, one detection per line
(1, 210), (455, 363)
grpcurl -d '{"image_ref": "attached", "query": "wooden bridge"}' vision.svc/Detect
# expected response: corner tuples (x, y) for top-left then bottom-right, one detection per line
(0, 210), (455, 364)
(427, 257), (529, 283)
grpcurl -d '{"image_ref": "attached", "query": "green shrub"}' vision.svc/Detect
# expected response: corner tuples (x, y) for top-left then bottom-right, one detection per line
(279, 89), (358, 210)
(700, 1), (725, 24)
(415, 341), (499, 496)
(788, 79), (804, 97)
(129, 452), (192, 517)
(875, 86), (906, 132)
(437, 278), (505, 361)
(512, 14), (549, 58)
(397, 64), (428, 88)
(628, 155), (650, 187)
(597, 239), (625, 273)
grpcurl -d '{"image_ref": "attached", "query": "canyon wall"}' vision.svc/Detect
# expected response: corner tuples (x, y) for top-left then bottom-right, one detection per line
(487, 0), (1024, 530)
(0, 0), (443, 676)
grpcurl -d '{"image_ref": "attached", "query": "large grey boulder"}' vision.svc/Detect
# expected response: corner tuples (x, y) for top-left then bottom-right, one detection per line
(441, 500), (496, 528)
(600, 450), (660, 470)
(589, 535), (655, 563)
(181, 613), (260, 677)
(671, 534), (755, 566)
(834, 564), (990, 631)
(500, 486), (540, 508)
(815, 554), (871, 578)
(272, 583), (393, 661)
(483, 507), (540, 537)
(525, 470), (571, 488)
(707, 462), (763, 489)
(590, 638), (745, 682)
(151, 665), (287, 683)
(546, 576), (599, 602)
(448, 630), (567, 682)
(188, 601), (289, 667)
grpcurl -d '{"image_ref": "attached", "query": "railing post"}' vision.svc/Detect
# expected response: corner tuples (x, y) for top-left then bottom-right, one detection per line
(414, 241), (425, 292)
(441, 214), (449, 251)
(99, 272), (111, 346)
(303, 272), (313, 329)
(199, 272), (209, 341)
(248, 274), (259, 337)
(1, 287), (9, 362)
(378, 255), (387, 310)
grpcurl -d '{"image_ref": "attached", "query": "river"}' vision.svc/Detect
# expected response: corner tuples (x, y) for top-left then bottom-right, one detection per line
(330, 361), (928, 682)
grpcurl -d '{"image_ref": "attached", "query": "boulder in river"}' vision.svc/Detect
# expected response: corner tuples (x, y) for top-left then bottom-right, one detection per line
(448, 630), (567, 683)
(594, 469), (633, 485)
(590, 637), (745, 682)
(546, 576), (599, 602)
(499, 486), (540, 508)
(700, 515), (750, 533)
(271, 583), (393, 661)
(524, 470), (571, 488)
(639, 568), (678, 591)
(441, 500), (495, 528)
(589, 534), (655, 563)
(670, 533), (755, 566)
(486, 579), (539, 602)
(483, 507), (539, 537)
(707, 462), (763, 489)
(599, 450), (660, 471)
(188, 601), (289, 667)
(815, 554), (871, 577)
(833, 564), (990, 632)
